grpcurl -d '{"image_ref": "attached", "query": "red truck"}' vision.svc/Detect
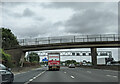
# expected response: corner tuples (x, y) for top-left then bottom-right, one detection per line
(48, 53), (60, 71)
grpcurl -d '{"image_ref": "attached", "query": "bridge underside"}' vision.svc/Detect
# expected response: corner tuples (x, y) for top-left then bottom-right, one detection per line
(21, 41), (120, 52)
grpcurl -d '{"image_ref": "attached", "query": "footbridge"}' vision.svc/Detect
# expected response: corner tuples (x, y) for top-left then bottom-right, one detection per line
(4, 34), (120, 67)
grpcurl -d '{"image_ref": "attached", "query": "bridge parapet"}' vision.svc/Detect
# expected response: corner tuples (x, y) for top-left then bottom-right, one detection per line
(18, 34), (120, 46)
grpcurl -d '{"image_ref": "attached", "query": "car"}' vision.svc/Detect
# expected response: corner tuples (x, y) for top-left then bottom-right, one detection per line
(0, 64), (14, 84)
(68, 64), (75, 68)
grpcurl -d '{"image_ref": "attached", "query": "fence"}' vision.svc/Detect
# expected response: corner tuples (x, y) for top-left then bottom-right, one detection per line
(18, 34), (120, 46)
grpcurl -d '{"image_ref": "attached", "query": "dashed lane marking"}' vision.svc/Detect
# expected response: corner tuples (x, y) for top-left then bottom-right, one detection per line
(71, 76), (75, 79)
(24, 70), (46, 84)
(106, 75), (118, 78)
(106, 75), (111, 77)
(113, 76), (117, 78)
(29, 79), (33, 82)
(64, 72), (66, 73)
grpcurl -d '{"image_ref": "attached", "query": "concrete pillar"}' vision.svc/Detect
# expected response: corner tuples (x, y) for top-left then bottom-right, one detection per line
(19, 51), (25, 67)
(91, 48), (97, 66)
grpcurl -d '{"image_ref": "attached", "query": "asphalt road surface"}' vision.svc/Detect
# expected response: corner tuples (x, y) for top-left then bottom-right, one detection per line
(13, 66), (119, 83)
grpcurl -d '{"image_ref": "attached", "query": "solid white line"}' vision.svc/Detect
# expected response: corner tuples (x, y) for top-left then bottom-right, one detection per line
(14, 71), (29, 76)
(104, 70), (118, 73)
(87, 71), (92, 73)
(15, 73), (20, 75)
(71, 76), (75, 79)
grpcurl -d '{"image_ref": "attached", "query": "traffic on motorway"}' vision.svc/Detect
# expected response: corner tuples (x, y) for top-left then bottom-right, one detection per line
(0, 52), (119, 84)
(0, 62), (119, 83)
(12, 66), (118, 83)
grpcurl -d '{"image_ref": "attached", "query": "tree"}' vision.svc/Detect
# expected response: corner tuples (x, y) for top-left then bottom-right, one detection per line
(1, 28), (19, 49)
(28, 52), (40, 63)
(65, 60), (76, 65)
(83, 60), (87, 63)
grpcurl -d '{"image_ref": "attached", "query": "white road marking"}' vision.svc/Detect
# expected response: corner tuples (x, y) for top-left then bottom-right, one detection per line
(14, 71), (28, 76)
(87, 71), (92, 73)
(15, 73), (21, 75)
(106, 75), (118, 78)
(21, 72), (27, 74)
(29, 79), (33, 82)
(64, 72), (66, 73)
(24, 70), (46, 84)
(106, 75), (111, 77)
(71, 76), (75, 79)
(33, 77), (37, 79)
(14, 71), (29, 76)
(113, 76), (117, 78)
(14, 68), (42, 76)
(104, 70), (118, 73)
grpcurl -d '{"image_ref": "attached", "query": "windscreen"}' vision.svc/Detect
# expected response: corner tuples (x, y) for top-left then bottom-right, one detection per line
(0, 64), (6, 70)
(48, 54), (59, 61)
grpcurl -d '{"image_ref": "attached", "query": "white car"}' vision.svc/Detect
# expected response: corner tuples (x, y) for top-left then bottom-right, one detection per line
(44, 64), (47, 67)
(68, 64), (75, 68)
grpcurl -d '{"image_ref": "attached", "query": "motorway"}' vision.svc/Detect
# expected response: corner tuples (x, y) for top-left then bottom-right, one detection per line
(13, 66), (119, 83)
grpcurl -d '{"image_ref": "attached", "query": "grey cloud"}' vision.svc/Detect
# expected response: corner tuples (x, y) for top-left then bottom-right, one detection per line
(41, 2), (118, 34)
(13, 13), (22, 18)
(2, 7), (34, 18)
(15, 21), (63, 38)
(34, 17), (45, 21)
(41, 2), (105, 10)
(54, 21), (64, 26)
(64, 9), (118, 34)
(23, 8), (34, 17)
(2, 2), (24, 7)
(15, 25), (46, 38)
(2, 2), (118, 39)
(3, 6), (45, 21)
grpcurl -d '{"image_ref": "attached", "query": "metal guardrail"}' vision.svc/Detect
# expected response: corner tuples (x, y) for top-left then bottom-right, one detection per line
(18, 34), (120, 46)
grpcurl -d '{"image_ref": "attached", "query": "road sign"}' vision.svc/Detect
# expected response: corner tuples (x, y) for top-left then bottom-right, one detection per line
(42, 57), (48, 62)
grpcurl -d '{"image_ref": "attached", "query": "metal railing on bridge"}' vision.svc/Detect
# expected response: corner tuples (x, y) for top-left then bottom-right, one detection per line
(18, 34), (120, 46)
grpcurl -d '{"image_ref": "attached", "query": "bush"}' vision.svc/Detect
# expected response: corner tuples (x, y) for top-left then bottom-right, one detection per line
(23, 62), (39, 67)
(28, 52), (39, 63)
(23, 62), (31, 67)
(0, 49), (13, 68)
(32, 61), (38, 63)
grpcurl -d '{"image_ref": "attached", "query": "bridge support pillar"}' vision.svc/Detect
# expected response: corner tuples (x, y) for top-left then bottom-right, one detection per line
(91, 48), (97, 66)
(19, 51), (25, 67)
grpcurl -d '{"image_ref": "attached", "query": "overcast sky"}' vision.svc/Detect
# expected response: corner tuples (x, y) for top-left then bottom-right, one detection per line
(1, 2), (118, 38)
(1, 1), (119, 61)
